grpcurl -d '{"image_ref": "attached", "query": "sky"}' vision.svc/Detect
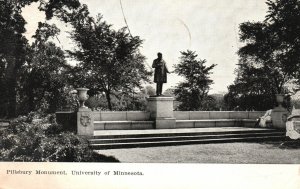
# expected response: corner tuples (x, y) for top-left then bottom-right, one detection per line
(22, 0), (268, 93)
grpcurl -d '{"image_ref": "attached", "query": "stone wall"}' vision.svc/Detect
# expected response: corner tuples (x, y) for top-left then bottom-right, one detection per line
(57, 111), (266, 132)
(93, 111), (151, 121)
(174, 111), (265, 120)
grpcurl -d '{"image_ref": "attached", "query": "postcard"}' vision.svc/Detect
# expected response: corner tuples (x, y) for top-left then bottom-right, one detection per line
(0, 0), (299, 188)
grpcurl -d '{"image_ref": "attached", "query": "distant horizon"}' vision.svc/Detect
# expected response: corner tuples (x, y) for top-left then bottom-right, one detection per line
(22, 0), (268, 94)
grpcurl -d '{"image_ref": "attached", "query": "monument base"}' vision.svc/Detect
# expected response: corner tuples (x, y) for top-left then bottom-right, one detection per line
(147, 96), (174, 118)
(155, 118), (176, 129)
(147, 96), (175, 129)
(77, 107), (94, 137)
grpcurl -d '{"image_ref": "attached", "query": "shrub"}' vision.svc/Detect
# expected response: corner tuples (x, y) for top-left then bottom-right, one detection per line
(0, 114), (119, 162)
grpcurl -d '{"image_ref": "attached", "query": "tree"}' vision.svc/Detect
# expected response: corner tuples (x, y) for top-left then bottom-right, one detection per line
(0, 1), (28, 117)
(263, 0), (300, 82)
(225, 0), (300, 110)
(18, 22), (71, 114)
(173, 50), (217, 111)
(224, 63), (279, 110)
(210, 93), (227, 111)
(163, 88), (175, 97)
(144, 85), (156, 97)
(0, 0), (81, 117)
(67, 8), (152, 110)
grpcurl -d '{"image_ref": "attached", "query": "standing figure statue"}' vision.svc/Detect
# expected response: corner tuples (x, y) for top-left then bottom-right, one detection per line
(152, 52), (170, 96)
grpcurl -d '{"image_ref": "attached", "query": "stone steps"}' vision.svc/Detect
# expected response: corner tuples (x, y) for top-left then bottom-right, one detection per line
(89, 127), (286, 149)
(90, 132), (283, 144)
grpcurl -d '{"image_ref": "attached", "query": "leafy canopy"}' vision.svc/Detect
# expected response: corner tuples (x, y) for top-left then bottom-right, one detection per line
(67, 7), (152, 110)
(174, 50), (216, 111)
(225, 0), (300, 110)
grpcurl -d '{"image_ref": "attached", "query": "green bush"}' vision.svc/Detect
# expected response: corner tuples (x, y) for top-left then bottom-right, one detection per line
(0, 114), (118, 162)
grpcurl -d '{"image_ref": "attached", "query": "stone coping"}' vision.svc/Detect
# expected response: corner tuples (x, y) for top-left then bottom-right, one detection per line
(57, 110), (265, 113)
(93, 111), (149, 112)
(56, 111), (76, 113)
(94, 119), (258, 123)
(174, 111), (265, 112)
(147, 97), (174, 101)
(94, 121), (154, 123)
(175, 119), (257, 122)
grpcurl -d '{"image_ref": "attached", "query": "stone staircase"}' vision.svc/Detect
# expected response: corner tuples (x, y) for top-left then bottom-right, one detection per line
(89, 127), (286, 149)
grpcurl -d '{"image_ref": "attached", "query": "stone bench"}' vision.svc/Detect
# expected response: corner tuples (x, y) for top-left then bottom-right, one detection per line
(94, 119), (259, 130)
(175, 119), (257, 128)
(94, 120), (154, 130)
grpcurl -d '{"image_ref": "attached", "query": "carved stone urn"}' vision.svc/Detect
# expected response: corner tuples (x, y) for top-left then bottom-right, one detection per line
(76, 88), (89, 108)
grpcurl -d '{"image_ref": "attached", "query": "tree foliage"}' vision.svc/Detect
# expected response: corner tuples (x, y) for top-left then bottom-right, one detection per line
(173, 50), (217, 111)
(0, 114), (118, 162)
(225, 0), (300, 110)
(0, 0), (81, 118)
(0, 1), (28, 117)
(67, 7), (152, 110)
(18, 22), (72, 114)
(224, 62), (279, 110)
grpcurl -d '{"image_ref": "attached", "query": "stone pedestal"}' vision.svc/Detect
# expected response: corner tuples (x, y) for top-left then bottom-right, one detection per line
(77, 107), (94, 137)
(271, 106), (289, 129)
(147, 96), (176, 129)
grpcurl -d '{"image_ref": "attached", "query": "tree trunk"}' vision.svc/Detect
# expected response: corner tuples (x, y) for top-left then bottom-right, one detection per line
(105, 91), (112, 110)
(28, 88), (35, 112)
(0, 79), (8, 118)
(4, 56), (17, 118)
(6, 77), (17, 118)
(27, 73), (35, 112)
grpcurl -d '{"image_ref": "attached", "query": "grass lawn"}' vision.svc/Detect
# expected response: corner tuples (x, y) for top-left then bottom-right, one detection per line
(95, 141), (300, 163)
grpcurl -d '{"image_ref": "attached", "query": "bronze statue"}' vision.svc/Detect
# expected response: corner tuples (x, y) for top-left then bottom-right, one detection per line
(152, 52), (170, 96)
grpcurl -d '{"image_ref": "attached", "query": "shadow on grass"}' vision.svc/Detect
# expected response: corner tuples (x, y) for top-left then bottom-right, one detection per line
(91, 152), (120, 162)
(259, 138), (300, 149)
